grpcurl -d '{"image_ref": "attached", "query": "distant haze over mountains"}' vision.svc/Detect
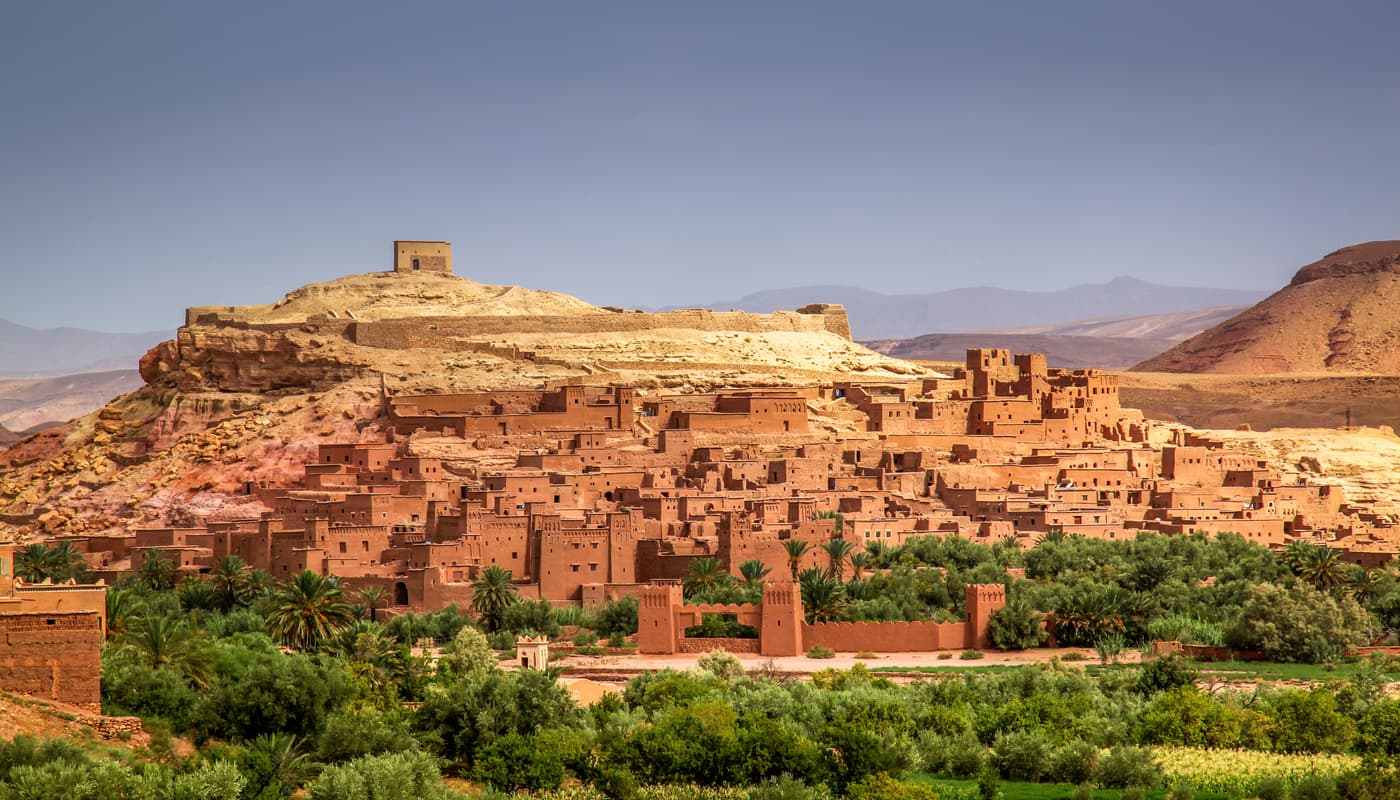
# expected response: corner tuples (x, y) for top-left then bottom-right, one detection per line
(691, 276), (1267, 340)
(0, 319), (169, 377)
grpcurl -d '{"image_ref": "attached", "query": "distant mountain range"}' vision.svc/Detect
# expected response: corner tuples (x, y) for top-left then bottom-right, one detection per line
(689, 277), (1267, 340)
(862, 307), (1248, 370)
(0, 318), (168, 377)
(0, 369), (143, 434)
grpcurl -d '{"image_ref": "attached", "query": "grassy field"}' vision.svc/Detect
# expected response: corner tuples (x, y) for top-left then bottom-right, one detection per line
(869, 657), (1400, 684)
(906, 776), (1229, 800)
(1196, 659), (1400, 682)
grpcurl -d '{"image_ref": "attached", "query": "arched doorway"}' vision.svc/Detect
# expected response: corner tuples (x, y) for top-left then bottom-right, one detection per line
(394, 581), (409, 606)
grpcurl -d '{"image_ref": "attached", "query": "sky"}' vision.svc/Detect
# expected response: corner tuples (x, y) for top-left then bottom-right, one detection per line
(3, 1), (1400, 332)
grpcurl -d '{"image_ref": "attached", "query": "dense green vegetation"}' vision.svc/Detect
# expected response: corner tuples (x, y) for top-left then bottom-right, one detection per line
(0, 533), (1396, 798)
(684, 531), (1398, 664)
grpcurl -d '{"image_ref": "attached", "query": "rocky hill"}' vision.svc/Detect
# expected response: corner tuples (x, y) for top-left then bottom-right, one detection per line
(1136, 241), (1400, 373)
(0, 270), (928, 538)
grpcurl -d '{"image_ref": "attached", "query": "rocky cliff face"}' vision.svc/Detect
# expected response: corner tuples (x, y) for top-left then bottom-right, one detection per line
(1135, 241), (1400, 374)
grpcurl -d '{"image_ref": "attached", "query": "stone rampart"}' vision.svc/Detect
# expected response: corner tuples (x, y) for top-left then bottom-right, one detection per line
(348, 308), (849, 350)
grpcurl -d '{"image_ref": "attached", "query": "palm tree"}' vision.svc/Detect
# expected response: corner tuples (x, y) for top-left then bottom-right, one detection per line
(48, 541), (87, 581)
(243, 734), (319, 797)
(682, 557), (730, 599)
(359, 586), (387, 623)
(782, 539), (810, 581)
(207, 555), (249, 611)
(1278, 539), (1316, 574)
(822, 538), (856, 582)
(864, 541), (887, 568)
(1053, 588), (1126, 648)
(470, 565), (518, 632)
(1036, 528), (1068, 546)
(138, 550), (176, 591)
(105, 588), (142, 641)
(798, 568), (846, 623)
(122, 614), (213, 687)
(267, 570), (354, 650)
(1297, 545), (1350, 590)
(240, 568), (277, 602)
(1348, 567), (1384, 604)
(848, 552), (871, 581)
(176, 576), (220, 611)
(737, 560), (771, 588)
(15, 544), (57, 583)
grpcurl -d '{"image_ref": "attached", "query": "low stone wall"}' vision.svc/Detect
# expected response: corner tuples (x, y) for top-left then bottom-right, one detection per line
(677, 637), (761, 654)
(79, 714), (144, 740)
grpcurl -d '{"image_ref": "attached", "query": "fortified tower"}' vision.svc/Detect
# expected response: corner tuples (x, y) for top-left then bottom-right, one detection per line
(637, 582), (683, 654)
(760, 580), (804, 657)
(964, 583), (1007, 650)
(393, 240), (453, 274)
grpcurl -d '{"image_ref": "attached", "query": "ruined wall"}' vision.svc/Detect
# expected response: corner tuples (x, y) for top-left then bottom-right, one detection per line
(0, 611), (103, 706)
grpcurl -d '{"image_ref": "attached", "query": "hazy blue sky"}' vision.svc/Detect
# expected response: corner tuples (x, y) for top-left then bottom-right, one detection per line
(3, 1), (1399, 332)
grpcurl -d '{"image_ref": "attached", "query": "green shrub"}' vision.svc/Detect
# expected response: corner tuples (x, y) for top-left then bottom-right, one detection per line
(1122, 788), (1145, 800)
(607, 632), (628, 648)
(1292, 775), (1338, 800)
(1135, 654), (1200, 695)
(1070, 785), (1094, 800)
(1167, 780), (1193, 800)
(749, 774), (831, 800)
(1048, 741), (1099, 785)
(307, 750), (457, 800)
(960, 649), (984, 660)
(1224, 582), (1369, 664)
(806, 646), (836, 659)
(1253, 776), (1286, 800)
(595, 596), (640, 636)
(848, 773), (940, 800)
(573, 628), (600, 647)
(992, 730), (1051, 781)
(948, 734), (988, 778)
(1095, 746), (1162, 789)
(977, 763), (1001, 800)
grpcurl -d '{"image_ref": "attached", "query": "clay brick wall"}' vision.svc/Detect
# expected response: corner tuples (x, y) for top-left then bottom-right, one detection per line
(803, 619), (967, 652)
(0, 612), (102, 706)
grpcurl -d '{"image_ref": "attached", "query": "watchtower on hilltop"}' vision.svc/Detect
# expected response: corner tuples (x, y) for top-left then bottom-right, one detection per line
(393, 240), (452, 274)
